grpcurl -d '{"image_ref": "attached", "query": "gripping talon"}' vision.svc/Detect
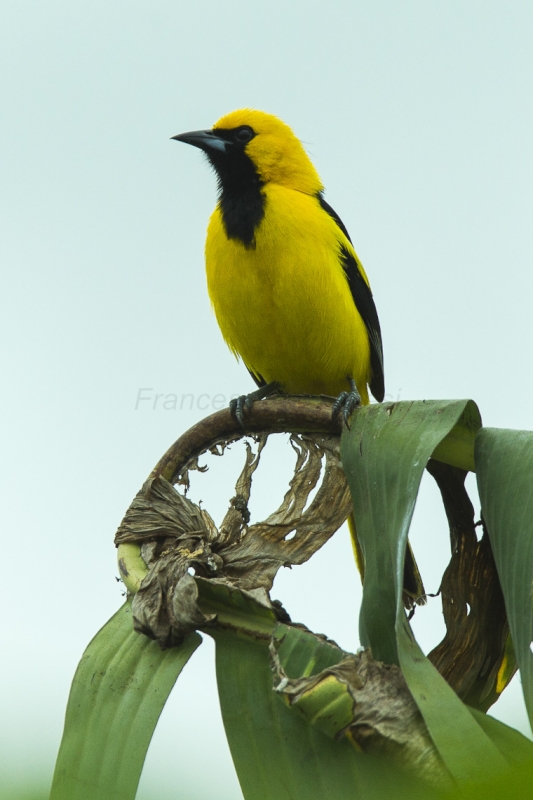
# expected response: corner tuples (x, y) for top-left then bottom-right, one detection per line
(332, 391), (348, 420)
(332, 378), (361, 428)
(229, 380), (282, 430)
(230, 395), (247, 429)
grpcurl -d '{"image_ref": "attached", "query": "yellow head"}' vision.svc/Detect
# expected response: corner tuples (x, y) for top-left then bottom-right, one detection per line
(212, 109), (323, 194)
(173, 109), (323, 196)
(173, 109), (324, 246)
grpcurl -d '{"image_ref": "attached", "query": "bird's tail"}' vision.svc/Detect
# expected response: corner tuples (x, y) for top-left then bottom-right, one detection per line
(347, 512), (426, 609)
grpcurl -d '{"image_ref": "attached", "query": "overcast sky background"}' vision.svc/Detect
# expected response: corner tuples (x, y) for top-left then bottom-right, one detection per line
(1, 2), (533, 798)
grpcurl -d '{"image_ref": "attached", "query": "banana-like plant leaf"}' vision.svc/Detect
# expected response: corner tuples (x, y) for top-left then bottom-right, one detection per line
(340, 401), (509, 783)
(468, 708), (533, 764)
(197, 576), (443, 800)
(341, 400), (480, 663)
(50, 601), (201, 800)
(475, 428), (533, 731)
(213, 627), (443, 800)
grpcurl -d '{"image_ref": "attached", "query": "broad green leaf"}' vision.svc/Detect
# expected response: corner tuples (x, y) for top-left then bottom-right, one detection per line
(396, 617), (508, 781)
(468, 708), (533, 765)
(341, 400), (481, 664)
(195, 575), (278, 636)
(50, 601), (201, 800)
(341, 400), (509, 783)
(206, 582), (442, 800)
(213, 627), (441, 800)
(475, 428), (533, 730)
(431, 400), (481, 472)
(443, 758), (533, 800)
(274, 621), (346, 677)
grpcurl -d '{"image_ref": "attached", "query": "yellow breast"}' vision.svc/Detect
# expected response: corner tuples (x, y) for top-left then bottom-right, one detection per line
(205, 184), (371, 401)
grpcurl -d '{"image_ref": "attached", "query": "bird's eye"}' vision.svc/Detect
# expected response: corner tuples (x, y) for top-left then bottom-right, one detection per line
(234, 126), (255, 144)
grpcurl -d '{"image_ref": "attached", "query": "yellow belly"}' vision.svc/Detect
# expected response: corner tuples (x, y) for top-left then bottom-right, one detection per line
(204, 184), (372, 402)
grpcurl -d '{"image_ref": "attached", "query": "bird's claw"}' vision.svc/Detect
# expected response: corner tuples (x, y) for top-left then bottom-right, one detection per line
(229, 381), (282, 429)
(229, 394), (253, 429)
(332, 379), (361, 428)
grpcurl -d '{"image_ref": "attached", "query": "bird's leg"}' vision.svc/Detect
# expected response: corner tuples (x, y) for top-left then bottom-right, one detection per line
(332, 377), (361, 428)
(230, 381), (282, 428)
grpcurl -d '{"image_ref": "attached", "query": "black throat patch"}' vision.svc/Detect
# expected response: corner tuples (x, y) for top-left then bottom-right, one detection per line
(206, 134), (266, 249)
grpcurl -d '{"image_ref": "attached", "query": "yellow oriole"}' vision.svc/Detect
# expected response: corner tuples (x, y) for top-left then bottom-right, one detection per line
(173, 109), (424, 606)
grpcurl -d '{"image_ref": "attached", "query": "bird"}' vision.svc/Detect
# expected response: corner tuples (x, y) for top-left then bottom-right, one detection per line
(172, 108), (424, 607)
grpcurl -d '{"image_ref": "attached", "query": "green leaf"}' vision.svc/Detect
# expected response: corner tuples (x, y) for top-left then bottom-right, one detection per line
(396, 617), (508, 781)
(341, 400), (481, 664)
(208, 589), (441, 800)
(442, 758), (533, 800)
(195, 575), (278, 636)
(341, 400), (509, 783)
(274, 621), (347, 678)
(50, 602), (201, 800)
(431, 400), (481, 472)
(475, 427), (533, 731)
(468, 708), (533, 765)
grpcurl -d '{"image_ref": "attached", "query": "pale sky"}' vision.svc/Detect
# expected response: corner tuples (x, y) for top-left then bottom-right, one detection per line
(2, 2), (533, 797)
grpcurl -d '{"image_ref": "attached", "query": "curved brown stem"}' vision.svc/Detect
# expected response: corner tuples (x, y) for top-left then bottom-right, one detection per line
(148, 395), (341, 485)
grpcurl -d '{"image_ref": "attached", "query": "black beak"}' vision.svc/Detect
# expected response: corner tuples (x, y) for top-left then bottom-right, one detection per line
(171, 129), (228, 154)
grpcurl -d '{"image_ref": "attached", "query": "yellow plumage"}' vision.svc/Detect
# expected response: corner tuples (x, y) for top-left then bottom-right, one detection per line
(205, 183), (372, 401)
(173, 108), (424, 606)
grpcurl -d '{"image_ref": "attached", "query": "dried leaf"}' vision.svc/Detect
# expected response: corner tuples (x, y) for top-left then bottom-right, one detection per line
(115, 434), (351, 646)
(272, 645), (448, 786)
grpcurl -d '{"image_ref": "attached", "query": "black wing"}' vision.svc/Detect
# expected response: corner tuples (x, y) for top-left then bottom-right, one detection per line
(247, 365), (266, 388)
(317, 193), (385, 402)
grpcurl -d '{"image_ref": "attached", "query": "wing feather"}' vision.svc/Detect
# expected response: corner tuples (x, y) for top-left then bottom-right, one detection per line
(318, 194), (385, 402)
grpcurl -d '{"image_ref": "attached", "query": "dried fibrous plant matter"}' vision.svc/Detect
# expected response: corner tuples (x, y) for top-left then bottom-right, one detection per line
(425, 459), (515, 710)
(116, 425), (352, 647)
(272, 646), (447, 785)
